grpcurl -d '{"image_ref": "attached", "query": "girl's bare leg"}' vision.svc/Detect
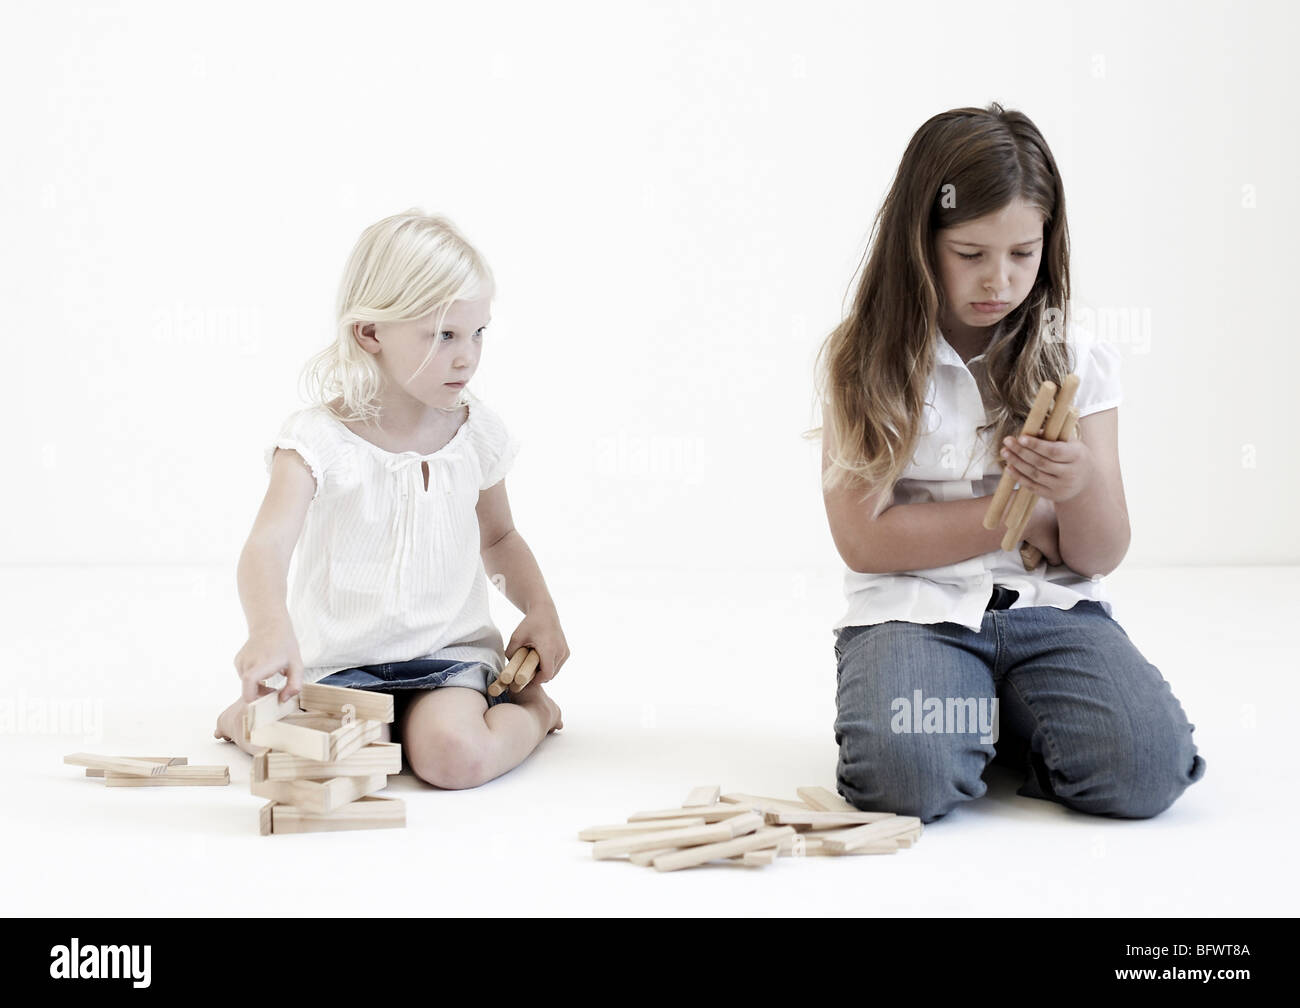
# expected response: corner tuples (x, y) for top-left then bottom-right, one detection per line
(401, 684), (562, 790)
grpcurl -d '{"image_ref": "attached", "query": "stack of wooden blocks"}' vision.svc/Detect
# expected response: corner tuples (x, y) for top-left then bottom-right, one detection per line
(245, 681), (406, 835)
(580, 785), (923, 871)
(65, 754), (229, 787)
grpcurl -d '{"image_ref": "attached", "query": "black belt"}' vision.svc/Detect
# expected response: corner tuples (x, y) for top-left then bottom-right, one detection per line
(986, 584), (1020, 611)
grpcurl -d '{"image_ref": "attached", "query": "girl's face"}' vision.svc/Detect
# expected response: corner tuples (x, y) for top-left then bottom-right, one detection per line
(362, 297), (491, 409)
(933, 197), (1045, 331)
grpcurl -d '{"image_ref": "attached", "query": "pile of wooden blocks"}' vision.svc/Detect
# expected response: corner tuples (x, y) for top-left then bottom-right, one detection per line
(580, 786), (923, 871)
(65, 754), (230, 787)
(244, 681), (405, 835)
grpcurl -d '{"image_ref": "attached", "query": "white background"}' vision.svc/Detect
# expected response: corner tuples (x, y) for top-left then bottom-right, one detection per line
(3, 0), (1296, 570)
(1, 0), (1295, 920)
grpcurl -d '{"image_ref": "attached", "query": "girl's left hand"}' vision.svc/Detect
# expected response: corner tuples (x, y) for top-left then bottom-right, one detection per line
(999, 432), (1093, 504)
(504, 605), (569, 685)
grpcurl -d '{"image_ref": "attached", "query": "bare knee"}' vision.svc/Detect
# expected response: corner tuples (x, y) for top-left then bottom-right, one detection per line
(406, 725), (488, 790)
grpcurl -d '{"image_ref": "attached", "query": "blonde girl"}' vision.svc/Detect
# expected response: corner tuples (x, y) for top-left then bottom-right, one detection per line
(215, 209), (566, 788)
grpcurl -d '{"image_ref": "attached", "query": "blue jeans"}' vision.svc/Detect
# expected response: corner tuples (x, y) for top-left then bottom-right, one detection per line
(318, 657), (510, 742)
(833, 588), (1206, 823)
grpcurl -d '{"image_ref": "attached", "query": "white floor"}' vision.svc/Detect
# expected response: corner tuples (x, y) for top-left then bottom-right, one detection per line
(1, 563), (1290, 917)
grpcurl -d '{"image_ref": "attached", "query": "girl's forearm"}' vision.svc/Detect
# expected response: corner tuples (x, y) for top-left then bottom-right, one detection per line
(236, 542), (292, 631)
(482, 530), (557, 615)
(1054, 478), (1130, 579)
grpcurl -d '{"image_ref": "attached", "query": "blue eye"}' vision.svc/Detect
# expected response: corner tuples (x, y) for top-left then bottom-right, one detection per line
(439, 327), (486, 341)
(958, 251), (1036, 261)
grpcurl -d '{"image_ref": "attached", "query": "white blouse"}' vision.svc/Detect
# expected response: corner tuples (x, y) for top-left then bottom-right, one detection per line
(260, 390), (521, 685)
(834, 321), (1124, 635)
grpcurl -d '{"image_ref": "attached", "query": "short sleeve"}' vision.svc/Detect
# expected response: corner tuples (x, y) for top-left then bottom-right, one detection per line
(264, 409), (328, 500)
(1068, 324), (1123, 417)
(469, 397), (522, 491)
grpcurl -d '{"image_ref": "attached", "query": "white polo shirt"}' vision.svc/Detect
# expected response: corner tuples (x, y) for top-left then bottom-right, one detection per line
(833, 321), (1124, 635)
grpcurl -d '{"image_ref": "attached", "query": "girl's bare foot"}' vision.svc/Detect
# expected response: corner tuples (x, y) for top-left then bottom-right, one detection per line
(513, 682), (563, 734)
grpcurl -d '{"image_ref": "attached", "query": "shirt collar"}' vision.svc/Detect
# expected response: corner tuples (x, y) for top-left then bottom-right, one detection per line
(935, 321), (1002, 370)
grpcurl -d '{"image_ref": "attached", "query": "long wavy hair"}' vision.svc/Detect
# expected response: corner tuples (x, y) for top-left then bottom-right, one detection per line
(810, 102), (1076, 518)
(301, 209), (495, 425)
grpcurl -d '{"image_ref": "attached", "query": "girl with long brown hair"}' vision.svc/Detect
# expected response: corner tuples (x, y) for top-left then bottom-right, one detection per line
(815, 103), (1204, 823)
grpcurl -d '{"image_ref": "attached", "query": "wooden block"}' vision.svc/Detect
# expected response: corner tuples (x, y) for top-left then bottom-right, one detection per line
(629, 847), (680, 867)
(327, 717), (384, 762)
(578, 818), (707, 841)
(796, 786), (856, 813)
(682, 785), (721, 807)
(249, 720), (330, 762)
(628, 803), (763, 824)
(85, 757), (187, 778)
(742, 849), (779, 867)
(510, 649), (540, 692)
(823, 816), (923, 852)
(603, 813), (763, 862)
(251, 773), (388, 814)
(65, 753), (169, 777)
(248, 716), (381, 763)
(498, 648), (530, 686)
(265, 742), (401, 781)
(242, 690), (304, 738)
(268, 795), (406, 834)
(779, 834), (899, 856)
(299, 682), (394, 724)
(593, 821), (734, 860)
(259, 800), (275, 836)
(104, 766), (230, 787)
(652, 826), (795, 872)
(251, 749), (268, 784)
(720, 793), (815, 814)
(763, 809), (898, 829)
(281, 713), (345, 731)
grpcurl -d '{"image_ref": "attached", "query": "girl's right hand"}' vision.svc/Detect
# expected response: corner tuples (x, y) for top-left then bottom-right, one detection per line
(233, 617), (304, 703)
(1022, 497), (1062, 567)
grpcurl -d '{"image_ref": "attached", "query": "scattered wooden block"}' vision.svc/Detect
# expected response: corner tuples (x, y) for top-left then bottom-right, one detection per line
(64, 753), (170, 777)
(823, 817), (923, 853)
(628, 803), (760, 823)
(85, 757), (187, 777)
(763, 809), (898, 829)
(796, 786), (856, 813)
(683, 785), (721, 807)
(583, 787), (921, 870)
(594, 822), (735, 860)
(653, 826), (795, 873)
(720, 793), (816, 814)
(103, 765), (230, 787)
(578, 818), (707, 841)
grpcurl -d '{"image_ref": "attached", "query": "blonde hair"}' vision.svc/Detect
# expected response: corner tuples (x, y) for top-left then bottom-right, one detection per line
(301, 209), (495, 424)
(807, 102), (1075, 519)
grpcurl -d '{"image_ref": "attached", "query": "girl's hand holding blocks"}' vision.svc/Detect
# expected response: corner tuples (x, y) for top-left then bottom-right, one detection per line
(501, 605), (569, 691)
(234, 615), (306, 703)
(998, 430), (1094, 505)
